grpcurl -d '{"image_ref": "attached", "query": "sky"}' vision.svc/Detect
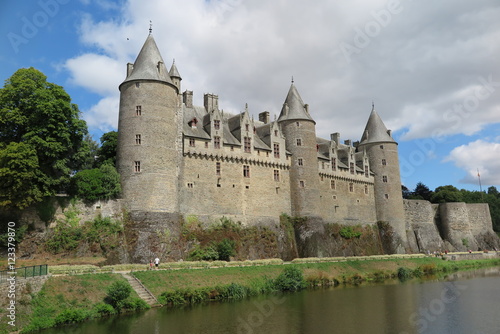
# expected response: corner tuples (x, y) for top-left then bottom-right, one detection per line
(0, 0), (499, 192)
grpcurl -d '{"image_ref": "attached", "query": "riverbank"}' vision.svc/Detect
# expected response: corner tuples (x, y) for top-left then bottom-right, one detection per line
(3, 256), (500, 333)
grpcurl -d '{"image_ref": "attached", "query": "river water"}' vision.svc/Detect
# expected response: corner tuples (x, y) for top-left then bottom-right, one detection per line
(41, 267), (500, 334)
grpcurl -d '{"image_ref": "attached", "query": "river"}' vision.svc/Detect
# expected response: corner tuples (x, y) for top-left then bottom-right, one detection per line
(41, 267), (500, 334)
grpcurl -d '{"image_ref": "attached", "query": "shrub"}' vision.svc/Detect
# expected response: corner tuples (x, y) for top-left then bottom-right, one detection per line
(397, 267), (413, 281)
(54, 309), (90, 325)
(216, 238), (236, 261)
(274, 266), (306, 292)
(188, 244), (219, 261)
(121, 297), (150, 311)
(105, 280), (132, 310)
(68, 164), (121, 202)
(339, 226), (362, 239)
(93, 302), (116, 316)
(216, 283), (248, 300)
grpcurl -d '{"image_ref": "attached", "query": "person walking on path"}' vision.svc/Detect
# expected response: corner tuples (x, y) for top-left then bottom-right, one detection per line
(154, 257), (160, 270)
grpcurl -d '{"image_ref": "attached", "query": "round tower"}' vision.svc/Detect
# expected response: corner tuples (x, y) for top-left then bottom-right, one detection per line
(116, 33), (182, 212)
(278, 83), (321, 217)
(357, 105), (407, 253)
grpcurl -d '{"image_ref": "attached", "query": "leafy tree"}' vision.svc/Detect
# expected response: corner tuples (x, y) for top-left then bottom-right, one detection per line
(401, 185), (412, 199)
(0, 68), (89, 209)
(409, 182), (433, 201)
(105, 280), (132, 310)
(431, 190), (463, 203)
(79, 134), (99, 170)
(96, 131), (118, 167)
(488, 186), (499, 197)
(68, 164), (121, 202)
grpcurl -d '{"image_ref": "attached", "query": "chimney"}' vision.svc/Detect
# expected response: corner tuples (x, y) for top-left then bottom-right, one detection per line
(204, 93), (218, 112)
(304, 104), (309, 114)
(330, 133), (340, 145)
(259, 111), (270, 124)
(126, 63), (134, 77)
(183, 90), (193, 108)
(387, 129), (392, 137)
(344, 139), (352, 146)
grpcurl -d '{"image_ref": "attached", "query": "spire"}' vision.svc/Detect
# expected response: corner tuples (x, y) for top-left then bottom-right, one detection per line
(169, 59), (182, 79)
(121, 34), (173, 86)
(358, 106), (396, 146)
(277, 82), (315, 123)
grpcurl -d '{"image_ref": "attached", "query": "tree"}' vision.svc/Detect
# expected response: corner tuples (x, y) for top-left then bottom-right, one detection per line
(0, 68), (89, 209)
(95, 131), (118, 167)
(488, 186), (499, 197)
(409, 182), (433, 201)
(401, 185), (411, 199)
(68, 164), (121, 202)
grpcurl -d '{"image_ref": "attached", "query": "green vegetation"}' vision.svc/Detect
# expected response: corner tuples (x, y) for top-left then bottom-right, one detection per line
(403, 182), (500, 231)
(68, 163), (121, 202)
(339, 226), (362, 239)
(16, 273), (148, 333)
(0, 67), (90, 209)
(45, 204), (123, 255)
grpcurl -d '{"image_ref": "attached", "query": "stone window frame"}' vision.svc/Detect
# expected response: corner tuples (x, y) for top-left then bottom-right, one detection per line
(349, 162), (355, 175)
(349, 182), (354, 192)
(274, 169), (280, 182)
(214, 136), (221, 149)
(382, 175), (388, 183)
(136, 105), (142, 116)
(189, 138), (195, 147)
(382, 159), (387, 166)
(297, 158), (303, 166)
(364, 165), (369, 177)
(214, 119), (220, 130)
(296, 138), (302, 146)
(244, 137), (251, 153)
(364, 185), (369, 194)
(331, 157), (337, 171)
(331, 180), (336, 190)
(299, 180), (305, 188)
(134, 161), (141, 172)
(273, 143), (280, 159)
(216, 162), (221, 176)
(243, 165), (250, 178)
(135, 134), (141, 145)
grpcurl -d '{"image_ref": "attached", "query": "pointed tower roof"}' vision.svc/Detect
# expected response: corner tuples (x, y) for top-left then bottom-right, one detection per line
(169, 60), (182, 79)
(277, 83), (315, 123)
(358, 105), (396, 146)
(121, 34), (173, 86)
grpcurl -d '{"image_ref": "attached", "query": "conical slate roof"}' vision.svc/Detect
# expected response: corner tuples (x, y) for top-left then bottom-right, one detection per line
(121, 34), (173, 85)
(169, 60), (181, 79)
(277, 83), (315, 123)
(358, 107), (396, 146)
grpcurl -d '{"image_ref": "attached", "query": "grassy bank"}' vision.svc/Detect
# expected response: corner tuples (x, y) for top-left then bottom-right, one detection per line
(4, 257), (500, 333)
(0, 273), (149, 334)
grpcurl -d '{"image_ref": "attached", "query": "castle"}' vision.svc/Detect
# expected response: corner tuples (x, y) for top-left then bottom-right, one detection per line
(116, 32), (499, 256)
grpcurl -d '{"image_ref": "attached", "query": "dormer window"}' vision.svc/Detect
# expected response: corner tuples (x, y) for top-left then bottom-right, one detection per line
(189, 117), (198, 128)
(214, 120), (220, 130)
(274, 130), (278, 136)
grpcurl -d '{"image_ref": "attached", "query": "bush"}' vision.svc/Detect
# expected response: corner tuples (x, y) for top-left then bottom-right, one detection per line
(339, 226), (362, 239)
(54, 308), (90, 325)
(397, 267), (413, 281)
(120, 297), (150, 311)
(274, 266), (306, 292)
(188, 244), (219, 261)
(216, 239), (236, 261)
(105, 280), (132, 310)
(93, 302), (116, 316)
(216, 283), (248, 300)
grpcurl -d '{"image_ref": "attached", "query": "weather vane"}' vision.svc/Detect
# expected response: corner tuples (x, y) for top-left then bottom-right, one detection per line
(149, 20), (153, 35)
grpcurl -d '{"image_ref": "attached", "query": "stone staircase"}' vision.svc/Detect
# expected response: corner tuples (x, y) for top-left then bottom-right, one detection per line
(121, 273), (160, 306)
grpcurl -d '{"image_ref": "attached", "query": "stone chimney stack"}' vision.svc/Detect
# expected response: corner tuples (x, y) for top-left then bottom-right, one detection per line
(259, 111), (270, 124)
(183, 90), (193, 108)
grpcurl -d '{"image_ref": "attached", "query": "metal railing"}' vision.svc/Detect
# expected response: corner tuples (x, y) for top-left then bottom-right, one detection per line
(0, 264), (48, 282)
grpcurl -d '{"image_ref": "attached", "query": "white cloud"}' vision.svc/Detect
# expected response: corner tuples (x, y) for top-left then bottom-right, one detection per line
(444, 140), (500, 186)
(63, 0), (500, 142)
(82, 96), (120, 133)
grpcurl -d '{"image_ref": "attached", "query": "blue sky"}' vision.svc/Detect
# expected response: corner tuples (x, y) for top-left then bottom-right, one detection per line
(1, 0), (499, 192)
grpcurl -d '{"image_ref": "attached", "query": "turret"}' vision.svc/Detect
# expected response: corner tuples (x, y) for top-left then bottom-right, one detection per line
(116, 32), (182, 212)
(277, 82), (320, 217)
(358, 105), (407, 253)
(169, 60), (182, 92)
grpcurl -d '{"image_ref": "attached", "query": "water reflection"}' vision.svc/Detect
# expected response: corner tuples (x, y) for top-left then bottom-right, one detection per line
(41, 267), (500, 334)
